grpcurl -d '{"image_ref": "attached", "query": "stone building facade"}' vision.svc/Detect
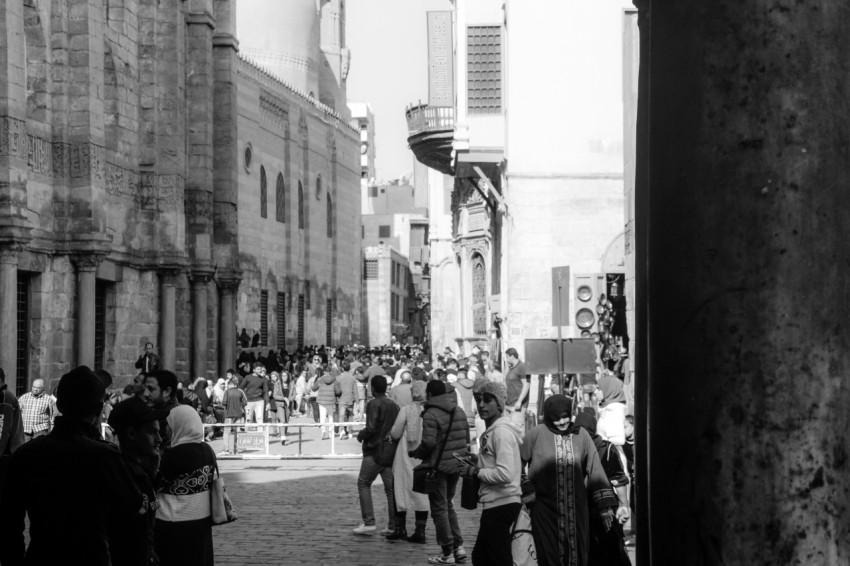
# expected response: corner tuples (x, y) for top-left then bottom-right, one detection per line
(0, 0), (361, 393)
(235, 56), (361, 351)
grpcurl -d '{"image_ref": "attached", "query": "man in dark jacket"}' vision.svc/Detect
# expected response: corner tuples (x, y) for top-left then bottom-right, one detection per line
(241, 362), (269, 425)
(108, 396), (169, 566)
(0, 366), (143, 566)
(353, 375), (400, 536)
(411, 380), (470, 564)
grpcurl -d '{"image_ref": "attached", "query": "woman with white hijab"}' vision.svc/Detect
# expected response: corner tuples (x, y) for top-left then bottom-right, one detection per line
(155, 405), (217, 566)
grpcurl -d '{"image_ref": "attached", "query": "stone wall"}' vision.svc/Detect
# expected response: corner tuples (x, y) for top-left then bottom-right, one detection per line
(235, 57), (361, 349)
(0, 0), (240, 389)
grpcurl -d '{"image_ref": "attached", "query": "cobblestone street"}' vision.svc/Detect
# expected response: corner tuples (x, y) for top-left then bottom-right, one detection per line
(213, 459), (481, 566)
(214, 454), (637, 565)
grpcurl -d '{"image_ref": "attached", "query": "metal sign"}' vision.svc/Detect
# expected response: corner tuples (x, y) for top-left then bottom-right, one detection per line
(427, 11), (454, 107)
(524, 338), (597, 375)
(236, 432), (266, 449)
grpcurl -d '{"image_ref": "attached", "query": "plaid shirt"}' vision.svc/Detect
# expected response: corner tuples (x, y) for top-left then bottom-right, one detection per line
(19, 392), (55, 434)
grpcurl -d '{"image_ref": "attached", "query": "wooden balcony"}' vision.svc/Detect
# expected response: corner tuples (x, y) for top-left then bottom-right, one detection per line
(405, 104), (455, 176)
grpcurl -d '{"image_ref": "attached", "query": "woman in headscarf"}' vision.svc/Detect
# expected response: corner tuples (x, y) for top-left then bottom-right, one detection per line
(155, 406), (217, 566)
(574, 409), (631, 566)
(388, 380), (431, 543)
(520, 395), (617, 566)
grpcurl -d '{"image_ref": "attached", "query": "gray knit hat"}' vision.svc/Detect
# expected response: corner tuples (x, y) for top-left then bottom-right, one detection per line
(478, 380), (508, 412)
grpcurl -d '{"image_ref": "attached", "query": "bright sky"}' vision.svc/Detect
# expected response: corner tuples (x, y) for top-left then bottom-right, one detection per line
(346, 0), (452, 182)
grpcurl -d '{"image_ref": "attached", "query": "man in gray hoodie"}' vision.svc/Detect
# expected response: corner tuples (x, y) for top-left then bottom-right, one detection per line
(459, 380), (522, 566)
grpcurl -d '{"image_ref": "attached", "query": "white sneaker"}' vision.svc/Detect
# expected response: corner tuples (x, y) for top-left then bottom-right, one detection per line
(352, 523), (377, 535)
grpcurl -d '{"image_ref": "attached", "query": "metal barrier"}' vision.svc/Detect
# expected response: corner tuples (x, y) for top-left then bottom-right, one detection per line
(103, 420), (367, 459)
(203, 421), (364, 459)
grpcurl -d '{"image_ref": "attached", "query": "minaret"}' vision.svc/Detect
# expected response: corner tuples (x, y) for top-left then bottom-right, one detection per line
(236, 0), (321, 97)
(319, 0), (351, 118)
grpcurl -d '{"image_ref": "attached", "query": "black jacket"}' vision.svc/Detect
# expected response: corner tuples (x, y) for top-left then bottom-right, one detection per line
(0, 417), (143, 566)
(357, 395), (399, 455)
(411, 392), (469, 474)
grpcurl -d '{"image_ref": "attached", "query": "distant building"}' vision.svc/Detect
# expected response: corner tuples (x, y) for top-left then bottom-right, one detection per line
(236, 0), (362, 349)
(407, 0), (630, 362)
(362, 245), (410, 346)
(0, 0), (363, 394)
(361, 178), (431, 345)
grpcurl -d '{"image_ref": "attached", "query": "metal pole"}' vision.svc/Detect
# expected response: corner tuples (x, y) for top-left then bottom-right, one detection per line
(556, 272), (565, 393)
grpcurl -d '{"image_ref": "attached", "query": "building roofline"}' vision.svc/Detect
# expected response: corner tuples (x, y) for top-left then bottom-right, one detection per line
(238, 53), (357, 134)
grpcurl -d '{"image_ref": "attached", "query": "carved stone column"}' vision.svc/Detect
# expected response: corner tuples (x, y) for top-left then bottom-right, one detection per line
(0, 248), (20, 381)
(73, 254), (103, 368)
(191, 270), (213, 380)
(217, 276), (241, 375)
(158, 269), (180, 371)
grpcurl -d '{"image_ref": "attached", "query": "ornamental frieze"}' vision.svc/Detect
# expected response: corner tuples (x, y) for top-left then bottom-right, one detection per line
(27, 134), (52, 175)
(0, 116), (27, 159)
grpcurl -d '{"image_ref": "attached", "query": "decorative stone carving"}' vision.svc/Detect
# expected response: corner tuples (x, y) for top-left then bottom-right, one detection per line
(27, 134), (52, 175)
(185, 189), (214, 220)
(260, 90), (289, 124)
(105, 161), (139, 200)
(157, 175), (185, 209)
(217, 276), (242, 292)
(298, 112), (308, 139)
(0, 117), (27, 159)
(70, 142), (105, 180)
(140, 172), (157, 210)
(52, 142), (70, 178)
(0, 246), (21, 265)
(72, 254), (105, 272)
(190, 270), (214, 285)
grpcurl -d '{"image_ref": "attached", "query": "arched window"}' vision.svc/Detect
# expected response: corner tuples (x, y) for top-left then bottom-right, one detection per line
(276, 173), (286, 223)
(260, 166), (267, 218)
(316, 174), (323, 200)
(298, 181), (305, 229)
(471, 253), (487, 336)
(326, 193), (333, 238)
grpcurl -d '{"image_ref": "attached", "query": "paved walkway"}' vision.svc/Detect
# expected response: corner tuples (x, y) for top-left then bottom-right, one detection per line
(214, 459), (637, 566)
(213, 459), (480, 566)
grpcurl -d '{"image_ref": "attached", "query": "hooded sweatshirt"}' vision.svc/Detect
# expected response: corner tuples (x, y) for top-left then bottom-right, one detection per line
(476, 416), (523, 510)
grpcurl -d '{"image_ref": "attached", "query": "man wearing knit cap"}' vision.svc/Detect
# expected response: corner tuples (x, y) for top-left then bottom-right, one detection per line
(459, 380), (523, 566)
(0, 366), (144, 566)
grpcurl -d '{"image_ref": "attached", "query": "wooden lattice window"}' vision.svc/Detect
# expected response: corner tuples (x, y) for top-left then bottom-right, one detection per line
(467, 26), (502, 115)
(472, 253), (487, 335)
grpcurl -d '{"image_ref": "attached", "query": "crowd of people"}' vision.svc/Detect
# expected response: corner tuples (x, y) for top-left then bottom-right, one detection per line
(349, 343), (635, 566)
(0, 338), (635, 566)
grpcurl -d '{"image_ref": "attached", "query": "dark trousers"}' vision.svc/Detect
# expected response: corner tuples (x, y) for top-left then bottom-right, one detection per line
(428, 473), (463, 551)
(472, 502), (522, 566)
(357, 454), (397, 528)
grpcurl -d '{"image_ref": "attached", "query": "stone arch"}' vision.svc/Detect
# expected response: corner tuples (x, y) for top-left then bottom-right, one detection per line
(24, 0), (50, 124)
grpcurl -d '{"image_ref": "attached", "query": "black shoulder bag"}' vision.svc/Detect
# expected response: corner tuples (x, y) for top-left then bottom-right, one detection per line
(413, 407), (456, 494)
